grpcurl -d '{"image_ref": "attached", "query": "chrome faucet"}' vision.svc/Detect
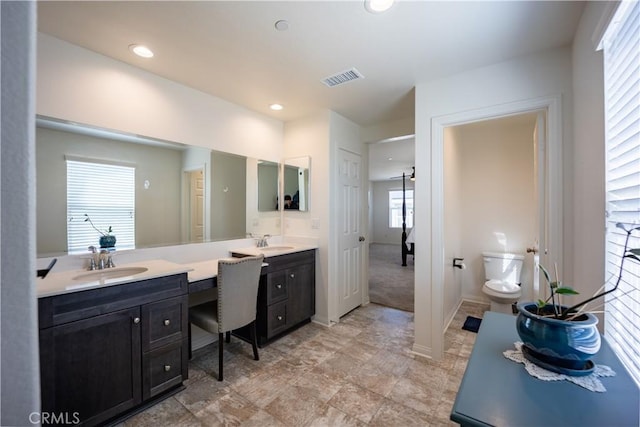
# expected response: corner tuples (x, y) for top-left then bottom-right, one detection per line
(256, 234), (271, 248)
(87, 246), (115, 270)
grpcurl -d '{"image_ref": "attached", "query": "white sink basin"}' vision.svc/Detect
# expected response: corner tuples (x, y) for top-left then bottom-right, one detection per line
(259, 246), (295, 252)
(73, 267), (149, 281)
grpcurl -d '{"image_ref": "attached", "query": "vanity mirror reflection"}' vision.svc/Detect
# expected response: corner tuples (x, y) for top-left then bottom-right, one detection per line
(283, 156), (311, 212)
(35, 116), (281, 257)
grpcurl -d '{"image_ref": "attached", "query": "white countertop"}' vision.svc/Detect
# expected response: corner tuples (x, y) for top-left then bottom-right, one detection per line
(37, 259), (193, 298)
(229, 243), (317, 258)
(37, 244), (318, 298)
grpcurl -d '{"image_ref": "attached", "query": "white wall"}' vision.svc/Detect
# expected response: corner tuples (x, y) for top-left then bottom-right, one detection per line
(1, 2), (40, 424)
(414, 46), (573, 359)
(371, 179), (413, 244)
(37, 33), (283, 163)
(572, 1), (608, 325)
(283, 111), (332, 324)
(457, 117), (536, 302)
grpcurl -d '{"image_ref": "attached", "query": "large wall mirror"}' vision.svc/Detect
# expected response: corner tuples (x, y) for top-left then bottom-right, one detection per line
(283, 156), (311, 212)
(36, 116), (280, 257)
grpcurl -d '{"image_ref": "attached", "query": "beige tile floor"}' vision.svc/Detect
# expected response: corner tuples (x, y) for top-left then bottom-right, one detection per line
(123, 301), (488, 427)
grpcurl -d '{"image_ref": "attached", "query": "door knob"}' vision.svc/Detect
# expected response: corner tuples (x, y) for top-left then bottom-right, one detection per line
(359, 236), (365, 242)
(526, 247), (538, 254)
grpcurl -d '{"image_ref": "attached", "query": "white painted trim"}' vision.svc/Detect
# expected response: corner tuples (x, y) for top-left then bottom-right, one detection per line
(431, 94), (563, 358)
(410, 343), (432, 359)
(444, 299), (465, 333)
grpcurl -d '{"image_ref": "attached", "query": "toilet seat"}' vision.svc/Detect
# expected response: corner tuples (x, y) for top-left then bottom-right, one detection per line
(484, 279), (520, 295)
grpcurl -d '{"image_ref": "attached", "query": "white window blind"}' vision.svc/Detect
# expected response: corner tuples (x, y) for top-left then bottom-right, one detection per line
(602, 0), (640, 386)
(67, 159), (136, 254)
(389, 189), (414, 228)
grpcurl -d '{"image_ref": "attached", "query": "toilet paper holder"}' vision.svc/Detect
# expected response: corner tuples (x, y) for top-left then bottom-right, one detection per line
(453, 257), (466, 269)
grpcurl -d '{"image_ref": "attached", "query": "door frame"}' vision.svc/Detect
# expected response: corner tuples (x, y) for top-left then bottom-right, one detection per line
(424, 95), (563, 359)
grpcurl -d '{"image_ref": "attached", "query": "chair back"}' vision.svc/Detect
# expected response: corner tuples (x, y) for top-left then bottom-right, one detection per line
(217, 255), (264, 332)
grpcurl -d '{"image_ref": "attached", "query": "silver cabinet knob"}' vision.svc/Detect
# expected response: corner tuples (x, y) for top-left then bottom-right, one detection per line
(164, 365), (171, 372)
(289, 273), (295, 279)
(277, 315), (283, 321)
(163, 319), (171, 326)
(276, 283), (282, 289)
(133, 317), (140, 324)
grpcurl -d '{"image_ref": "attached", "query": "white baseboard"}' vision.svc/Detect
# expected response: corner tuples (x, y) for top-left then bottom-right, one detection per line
(410, 342), (432, 359)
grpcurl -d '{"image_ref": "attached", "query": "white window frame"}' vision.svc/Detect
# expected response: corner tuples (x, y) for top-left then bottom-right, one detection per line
(388, 189), (414, 228)
(601, 0), (640, 387)
(66, 157), (136, 254)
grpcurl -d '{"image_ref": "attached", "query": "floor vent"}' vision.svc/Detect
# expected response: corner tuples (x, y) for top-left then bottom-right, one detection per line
(321, 67), (364, 87)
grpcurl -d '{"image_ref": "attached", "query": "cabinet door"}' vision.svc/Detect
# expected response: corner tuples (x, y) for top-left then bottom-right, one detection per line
(286, 262), (315, 326)
(40, 307), (142, 427)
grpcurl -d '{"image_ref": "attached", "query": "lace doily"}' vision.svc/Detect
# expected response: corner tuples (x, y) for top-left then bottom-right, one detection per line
(503, 342), (616, 392)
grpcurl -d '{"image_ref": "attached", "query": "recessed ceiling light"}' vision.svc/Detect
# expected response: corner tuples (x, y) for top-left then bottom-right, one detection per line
(274, 20), (289, 31)
(270, 104), (284, 111)
(129, 44), (154, 58)
(388, 157), (393, 161)
(364, 0), (394, 13)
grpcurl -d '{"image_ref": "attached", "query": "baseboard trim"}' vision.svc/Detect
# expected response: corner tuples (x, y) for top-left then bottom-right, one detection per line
(410, 342), (432, 359)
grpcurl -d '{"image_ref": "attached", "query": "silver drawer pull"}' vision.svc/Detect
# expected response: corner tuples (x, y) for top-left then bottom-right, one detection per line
(164, 365), (171, 372)
(277, 315), (283, 321)
(276, 283), (282, 289)
(163, 319), (171, 326)
(290, 273), (295, 278)
(133, 317), (140, 324)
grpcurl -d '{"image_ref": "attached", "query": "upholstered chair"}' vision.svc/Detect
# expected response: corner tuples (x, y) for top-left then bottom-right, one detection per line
(189, 255), (264, 381)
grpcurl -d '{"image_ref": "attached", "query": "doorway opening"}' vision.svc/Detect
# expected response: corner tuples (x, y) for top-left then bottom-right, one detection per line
(423, 95), (563, 360)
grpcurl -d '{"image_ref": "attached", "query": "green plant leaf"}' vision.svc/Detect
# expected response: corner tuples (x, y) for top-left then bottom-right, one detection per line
(629, 248), (640, 256)
(536, 299), (546, 308)
(539, 264), (551, 283)
(625, 253), (640, 263)
(555, 287), (579, 295)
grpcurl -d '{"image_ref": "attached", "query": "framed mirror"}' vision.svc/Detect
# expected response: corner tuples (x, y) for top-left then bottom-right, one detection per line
(35, 116), (281, 256)
(283, 156), (311, 212)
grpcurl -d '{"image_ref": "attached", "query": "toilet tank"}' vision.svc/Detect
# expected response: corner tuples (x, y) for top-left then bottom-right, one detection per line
(482, 252), (525, 284)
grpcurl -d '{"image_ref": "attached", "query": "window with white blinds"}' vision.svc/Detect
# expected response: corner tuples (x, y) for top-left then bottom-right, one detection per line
(602, 0), (640, 386)
(67, 159), (136, 254)
(389, 189), (414, 228)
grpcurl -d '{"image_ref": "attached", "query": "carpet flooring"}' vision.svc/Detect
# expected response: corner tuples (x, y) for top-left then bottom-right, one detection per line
(368, 243), (414, 312)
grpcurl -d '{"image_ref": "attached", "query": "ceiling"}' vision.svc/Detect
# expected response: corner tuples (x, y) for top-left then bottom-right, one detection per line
(36, 1), (585, 180)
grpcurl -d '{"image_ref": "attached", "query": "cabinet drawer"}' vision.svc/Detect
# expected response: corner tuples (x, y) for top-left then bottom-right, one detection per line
(266, 300), (288, 338)
(266, 271), (288, 304)
(142, 339), (187, 400)
(142, 295), (188, 352)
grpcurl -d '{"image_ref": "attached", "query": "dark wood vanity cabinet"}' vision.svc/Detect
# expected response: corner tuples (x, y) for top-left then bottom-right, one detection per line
(38, 274), (189, 426)
(257, 250), (316, 344)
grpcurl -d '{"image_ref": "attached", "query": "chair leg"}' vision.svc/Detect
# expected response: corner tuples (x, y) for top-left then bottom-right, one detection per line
(225, 331), (231, 343)
(188, 322), (192, 360)
(250, 321), (259, 361)
(218, 332), (224, 381)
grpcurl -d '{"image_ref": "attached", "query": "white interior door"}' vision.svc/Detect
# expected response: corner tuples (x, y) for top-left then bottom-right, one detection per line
(530, 111), (547, 301)
(338, 149), (364, 317)
(189, 169), (205, 242)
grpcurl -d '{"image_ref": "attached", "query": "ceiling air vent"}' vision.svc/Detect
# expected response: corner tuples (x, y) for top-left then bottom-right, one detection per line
(321, 68), (364, 87)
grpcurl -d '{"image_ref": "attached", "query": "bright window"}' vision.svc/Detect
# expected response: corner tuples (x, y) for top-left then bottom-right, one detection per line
(66, 158), (136, 254)
(389, 189), (413, 228)
(602, 0), (640, 386)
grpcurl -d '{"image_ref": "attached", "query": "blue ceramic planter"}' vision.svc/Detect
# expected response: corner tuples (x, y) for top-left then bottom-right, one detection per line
(516, 302), (600, 375)
(99, 235), (116, 248)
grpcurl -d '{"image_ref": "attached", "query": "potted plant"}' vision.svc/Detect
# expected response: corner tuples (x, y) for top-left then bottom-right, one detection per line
(84, 214), (116, 248)
(516, 223), (639, 376)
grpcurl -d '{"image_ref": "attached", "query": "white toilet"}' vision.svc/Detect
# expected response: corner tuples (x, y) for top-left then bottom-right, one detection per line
(482, 251), (524, 314)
